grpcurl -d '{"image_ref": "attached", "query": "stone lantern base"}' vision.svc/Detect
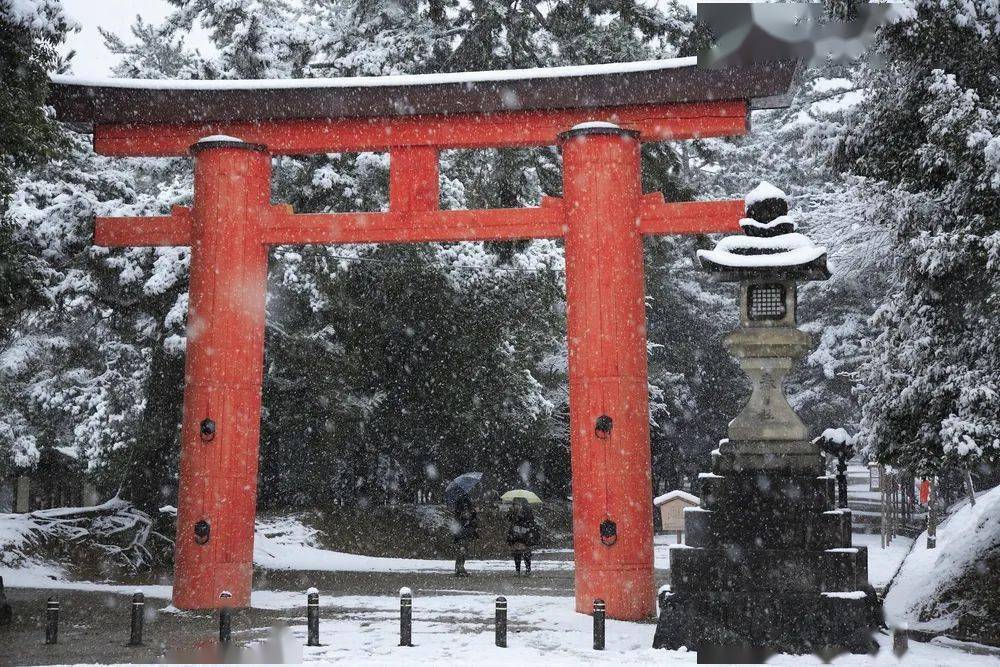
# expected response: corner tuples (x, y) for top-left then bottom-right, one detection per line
(652, 454), (880, 655)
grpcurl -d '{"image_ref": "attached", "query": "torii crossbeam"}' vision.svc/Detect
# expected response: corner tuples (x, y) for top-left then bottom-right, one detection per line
(49, 57), (795, 620)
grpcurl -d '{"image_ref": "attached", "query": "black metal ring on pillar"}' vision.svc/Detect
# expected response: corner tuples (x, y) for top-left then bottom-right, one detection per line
(495, 596), (507, 648)
(557, 121), (641, 145)
(188, 136), (269, 155)
(306, 587), (320, 647)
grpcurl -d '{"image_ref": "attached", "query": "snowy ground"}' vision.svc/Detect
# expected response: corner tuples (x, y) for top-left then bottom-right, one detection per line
(851, 532), (914, 589)
(4, 584), (997, 666)
(0, 512), (993, 665)
(254, 514), (575, 573)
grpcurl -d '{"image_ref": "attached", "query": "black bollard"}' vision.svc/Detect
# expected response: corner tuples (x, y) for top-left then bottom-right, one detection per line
(837, 454), (849, 509)
(399, 588), (412, 647)
(219, 591), (232, 643)
(0, 575), (12, 626)
(306, 587), (320, 647)
(495, 596), (507, 648)
(45, 597), (59, 645)
(128, 591), (144, 646)
(593, 598), (605, 650)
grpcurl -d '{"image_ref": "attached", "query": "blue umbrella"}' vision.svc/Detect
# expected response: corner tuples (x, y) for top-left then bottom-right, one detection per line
(445, 472), (483, 508)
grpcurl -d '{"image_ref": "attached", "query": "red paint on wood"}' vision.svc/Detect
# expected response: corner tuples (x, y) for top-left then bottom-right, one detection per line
(561, 128), (655, 621)
(639, 197), (744, 236)
(92, 100), (748, 156)
(172, 143), (270, 609)
(95, 195), (741, 249)
(92, 103), (750, 615)
(261, 200), (564, 245)
(94, 205), (192, 247)
(390, 146), (440, 212)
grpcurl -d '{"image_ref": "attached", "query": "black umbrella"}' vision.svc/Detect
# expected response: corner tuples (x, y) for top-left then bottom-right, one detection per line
(445, 472), (483, 509)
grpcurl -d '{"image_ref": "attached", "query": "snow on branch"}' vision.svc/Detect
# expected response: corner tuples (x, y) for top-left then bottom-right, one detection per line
(16, 497), (172, 571)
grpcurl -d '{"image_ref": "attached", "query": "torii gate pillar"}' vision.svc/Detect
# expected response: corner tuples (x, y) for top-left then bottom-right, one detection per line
(173, 139), (271, 608)
(561, 125), (654, 618)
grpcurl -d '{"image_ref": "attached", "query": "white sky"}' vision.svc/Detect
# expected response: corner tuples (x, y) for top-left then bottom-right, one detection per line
(61, 0), (717, 78)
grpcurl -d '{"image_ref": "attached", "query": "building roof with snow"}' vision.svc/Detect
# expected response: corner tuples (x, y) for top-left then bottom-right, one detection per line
(697, 181), (830, 281)
(653, 490), (701, 506)
(47, 58), (797, 126)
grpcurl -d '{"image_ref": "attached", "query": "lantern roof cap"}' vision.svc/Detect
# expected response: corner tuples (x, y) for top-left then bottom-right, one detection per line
(697, 181), (830, 281)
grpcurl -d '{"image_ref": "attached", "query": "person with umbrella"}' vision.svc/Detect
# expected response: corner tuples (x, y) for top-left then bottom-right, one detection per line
(446, 473), (482, 577)
(503, 490), (542, 576)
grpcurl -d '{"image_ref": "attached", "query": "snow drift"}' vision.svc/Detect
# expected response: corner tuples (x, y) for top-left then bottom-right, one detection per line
(883, 484), (1000, 644)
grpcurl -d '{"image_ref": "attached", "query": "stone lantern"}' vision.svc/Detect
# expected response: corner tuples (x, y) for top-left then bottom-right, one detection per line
(698, 181), (830, 473)
(653, 182), (878, 658)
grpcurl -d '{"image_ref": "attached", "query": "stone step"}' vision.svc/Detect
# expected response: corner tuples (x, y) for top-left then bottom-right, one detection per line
(698, 472), (836, 515)
(671, 545), (870, 594)
(654, 589), (877, 653)
(684, 506), (852, 551)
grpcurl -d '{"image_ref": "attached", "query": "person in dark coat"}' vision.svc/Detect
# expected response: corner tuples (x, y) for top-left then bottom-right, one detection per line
(452, 495), (479, 577)
(506, 498), (540, 575)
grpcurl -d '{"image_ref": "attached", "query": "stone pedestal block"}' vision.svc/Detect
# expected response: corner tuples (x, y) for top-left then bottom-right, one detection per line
(653, 471), (880, 655)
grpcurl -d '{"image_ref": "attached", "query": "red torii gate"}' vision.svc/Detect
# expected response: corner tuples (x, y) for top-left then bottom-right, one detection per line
(50, 58), (794, 620)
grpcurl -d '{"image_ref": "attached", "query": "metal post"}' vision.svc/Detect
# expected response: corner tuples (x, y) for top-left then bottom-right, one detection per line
(495, 596), (507, 648)
(927, 477), (937, 549)
(399, 588), (412, 647)
(307, 587), (320, 647)
(219, 591), (232, 643)
(0, 575), (11, 627)
(836, 454), (849, 509)
(880, 465), (887, 550)
(593, 598), (606, 650)
(963, 466), (976, 507)
(128, 591), (144, 646)
(45, 597), (59, 645)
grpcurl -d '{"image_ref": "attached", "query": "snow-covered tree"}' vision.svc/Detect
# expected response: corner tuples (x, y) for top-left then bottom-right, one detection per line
(842, 1), (1000, 476)
(4, 0), (805, 508)
(1, 0), (78, 472)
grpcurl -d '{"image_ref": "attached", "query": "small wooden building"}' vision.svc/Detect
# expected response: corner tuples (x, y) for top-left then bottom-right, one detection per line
(654, 489), (700, 540)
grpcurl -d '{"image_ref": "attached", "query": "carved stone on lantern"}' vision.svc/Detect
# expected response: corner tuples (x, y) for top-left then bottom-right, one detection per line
(652, 182), (878, 657)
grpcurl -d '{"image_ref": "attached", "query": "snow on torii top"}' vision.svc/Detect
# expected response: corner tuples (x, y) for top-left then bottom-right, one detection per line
(47, 59), (798, 126)
(696, 181), (830, 281)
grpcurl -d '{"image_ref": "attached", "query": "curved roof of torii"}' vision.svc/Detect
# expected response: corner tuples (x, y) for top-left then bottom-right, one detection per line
(48, 57), (796, 126)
